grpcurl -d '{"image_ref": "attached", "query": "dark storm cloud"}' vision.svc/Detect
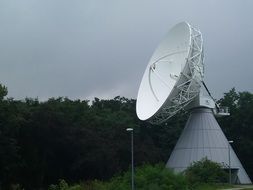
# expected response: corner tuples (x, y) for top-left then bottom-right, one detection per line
(0, 0), (252, 100)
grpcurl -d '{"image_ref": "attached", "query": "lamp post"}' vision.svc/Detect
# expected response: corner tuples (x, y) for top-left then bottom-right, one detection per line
(126, 128), (134, 190)
(228, 140), (234, 184)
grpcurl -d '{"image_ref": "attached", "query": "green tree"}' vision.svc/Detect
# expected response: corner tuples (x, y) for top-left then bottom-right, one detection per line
(218, 89), (253, 180)
(0, 83), (252, 189)
(0, 84), (7, 100)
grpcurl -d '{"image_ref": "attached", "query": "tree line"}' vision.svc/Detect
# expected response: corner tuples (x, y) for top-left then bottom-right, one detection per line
(0, 84), (252, 189)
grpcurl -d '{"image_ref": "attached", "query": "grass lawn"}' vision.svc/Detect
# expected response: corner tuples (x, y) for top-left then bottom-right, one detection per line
(194, 184), (253, 190)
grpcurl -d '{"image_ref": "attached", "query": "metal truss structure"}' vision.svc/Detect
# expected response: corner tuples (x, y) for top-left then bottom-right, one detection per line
(149, 25), (204, 124)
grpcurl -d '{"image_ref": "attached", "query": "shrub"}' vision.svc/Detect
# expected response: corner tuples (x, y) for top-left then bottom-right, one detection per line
(48, 179), (82, 190)
(97, 163), (188, 190)
(184, 157), (228, 186)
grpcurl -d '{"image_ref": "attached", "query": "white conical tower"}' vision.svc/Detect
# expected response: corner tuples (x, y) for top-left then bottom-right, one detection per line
(166, 107), (252, 184)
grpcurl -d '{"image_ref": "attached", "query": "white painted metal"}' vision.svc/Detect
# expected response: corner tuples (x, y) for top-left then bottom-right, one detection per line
(214, 106), (230, 117)
(136, 22), (204, 124)
(186, 94), (216, 110)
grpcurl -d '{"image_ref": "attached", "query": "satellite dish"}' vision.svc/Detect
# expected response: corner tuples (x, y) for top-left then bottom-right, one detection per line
(136, 22), (204, 124)
(135, 22), (251, 184)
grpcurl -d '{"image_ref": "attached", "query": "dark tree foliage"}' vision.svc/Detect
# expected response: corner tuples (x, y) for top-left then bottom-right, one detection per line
(0, 83), (252, 189)
(217, 88), (253, 181)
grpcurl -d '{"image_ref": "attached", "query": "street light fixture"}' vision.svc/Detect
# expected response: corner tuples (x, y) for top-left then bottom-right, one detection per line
(126, 128), (134, 190)
(228, 140), (234, 184)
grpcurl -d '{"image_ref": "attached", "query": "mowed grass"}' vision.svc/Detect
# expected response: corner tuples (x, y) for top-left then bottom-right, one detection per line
(235, 185), (253, 190)
(194, 184), (253, 190)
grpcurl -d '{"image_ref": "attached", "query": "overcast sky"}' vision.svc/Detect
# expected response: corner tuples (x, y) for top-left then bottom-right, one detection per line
(0, 0), (252, 101)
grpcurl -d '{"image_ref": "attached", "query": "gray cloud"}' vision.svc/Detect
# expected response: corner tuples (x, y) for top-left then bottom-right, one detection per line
(0, 0), (252, 100)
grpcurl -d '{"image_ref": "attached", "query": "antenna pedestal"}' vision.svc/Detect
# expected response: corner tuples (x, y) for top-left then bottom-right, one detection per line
(166, 107), (251, 184)
(186, 94), (216, 110)
(186, 91), (230, 117)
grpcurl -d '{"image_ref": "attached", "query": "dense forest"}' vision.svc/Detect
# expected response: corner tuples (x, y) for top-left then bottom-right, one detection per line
(0, 84), (252, 189)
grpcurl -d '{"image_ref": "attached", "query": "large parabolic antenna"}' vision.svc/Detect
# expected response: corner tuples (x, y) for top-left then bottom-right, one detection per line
(136, 22), (252, 184)
(137, 22), (204, 124)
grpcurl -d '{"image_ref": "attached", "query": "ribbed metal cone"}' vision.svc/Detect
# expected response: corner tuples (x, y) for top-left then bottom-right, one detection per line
(166, 107), (251, 184)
